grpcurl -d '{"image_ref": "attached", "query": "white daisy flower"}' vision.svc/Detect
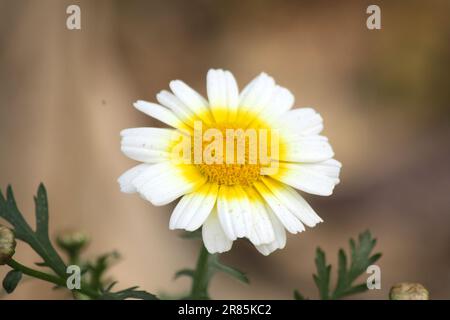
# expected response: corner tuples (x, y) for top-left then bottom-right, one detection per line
(118, 69), (341, 255)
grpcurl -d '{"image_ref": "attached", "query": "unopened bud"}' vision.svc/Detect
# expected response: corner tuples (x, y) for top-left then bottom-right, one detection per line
(56, 231), (89, 257)
(0, 225), (16, 265)
(389, 282), (429, 300)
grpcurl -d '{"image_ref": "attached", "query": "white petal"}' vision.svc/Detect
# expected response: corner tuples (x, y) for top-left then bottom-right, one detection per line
(216, 186), (236, 240)
(130, 162), (169, 191)
(258, 85), (294, 120)
(170, 80), (213, 124)
(280, 135), (334, 162)
(207, 69), (226, 108)
(120, 127), (178, 163)
(244, 187), (275, 246)
(272, 159), (341, 196)
(238, 72), (275, 123)
(309, 159), (342, 180)
(216, 185), (252, 240)
(261, 177), (322, 227)
(253, 181), (305, 234)
(117, 163), (150, 193)
(119, 162), (174, 194)
(120, 127), (175, 140)
(120, 146), (169, 163)
(255, 211), (286, 256)
(133, 100), (185, 130)
(277, 108), (323, 136)
(224, 70), (240, 121)
(202, 209), (233, 254)
(137, 163), (206, 206)
(169, 183), (218, 231)
(121, 135), (169, 152)
(207, 69), (239, 122)
(156, 90), (194, 124)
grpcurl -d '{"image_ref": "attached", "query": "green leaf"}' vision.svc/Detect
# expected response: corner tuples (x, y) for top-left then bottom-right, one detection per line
(0, 186), (33, 241)
(331, 230), (381, 299)
(0, 185), (66, 277)
(344, 283), (369, 296)
(369, 253), (382, 265)
(34, 261), (49, 267)
(2, 270), (22, 294)
(174, 269), (195, 279)
(211, 256), (249, 284)
(85, 251), (120, 291)
(347, 231), (377, 283)
(293, 289), (305, 300)
(293, 230), (382, 300)
(104, 281), (118, 292)
(101, 287), (158, 300)
(1, 185), (158, 301)
(34, 184), (49, 240)
(313, 248), (331, 300)
(117, 289), (158, 300)
(334, 249), (348, 296)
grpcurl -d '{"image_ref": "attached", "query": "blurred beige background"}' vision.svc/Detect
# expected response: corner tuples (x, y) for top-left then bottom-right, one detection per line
(1, 0), (449, 299)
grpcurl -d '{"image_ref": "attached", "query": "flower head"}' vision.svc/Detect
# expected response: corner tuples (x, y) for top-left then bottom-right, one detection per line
(389, 283), (429, 300)
(119, 69), (341, 255)
(56, 231), (89, 257)
(0, 225), (16, 265)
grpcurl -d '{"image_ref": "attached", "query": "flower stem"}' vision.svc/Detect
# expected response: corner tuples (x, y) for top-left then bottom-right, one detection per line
(189, 245), (212, 299)
(7, 259), (100, 299)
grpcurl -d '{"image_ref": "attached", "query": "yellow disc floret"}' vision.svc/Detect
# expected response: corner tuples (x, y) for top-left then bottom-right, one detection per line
(171, 108), (282, 187)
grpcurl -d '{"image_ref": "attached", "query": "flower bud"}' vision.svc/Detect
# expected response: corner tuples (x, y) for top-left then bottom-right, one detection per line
(56, 231), (89, 257)
(0, 225), (16, 265)
(389, 282), (429, 300)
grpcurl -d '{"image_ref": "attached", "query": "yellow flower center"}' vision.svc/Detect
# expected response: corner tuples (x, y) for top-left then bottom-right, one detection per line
(171, 109), (283, 187)
(196, 150), (262, 186)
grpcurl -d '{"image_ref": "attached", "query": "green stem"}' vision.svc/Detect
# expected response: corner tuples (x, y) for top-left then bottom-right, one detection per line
(189, 245), (212, 299)
(7, 259), (100, 299)
(7, 259), (65, 286)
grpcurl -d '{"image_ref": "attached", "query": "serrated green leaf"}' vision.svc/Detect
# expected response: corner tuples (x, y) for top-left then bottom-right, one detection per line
(331, 230), (381, 299)
(0, 185), (66, 277)
(2, 270), (22, 294)
(348, 231), (377, 283)
(296, 231), (382, 300)
(1, 184), (158, 301)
